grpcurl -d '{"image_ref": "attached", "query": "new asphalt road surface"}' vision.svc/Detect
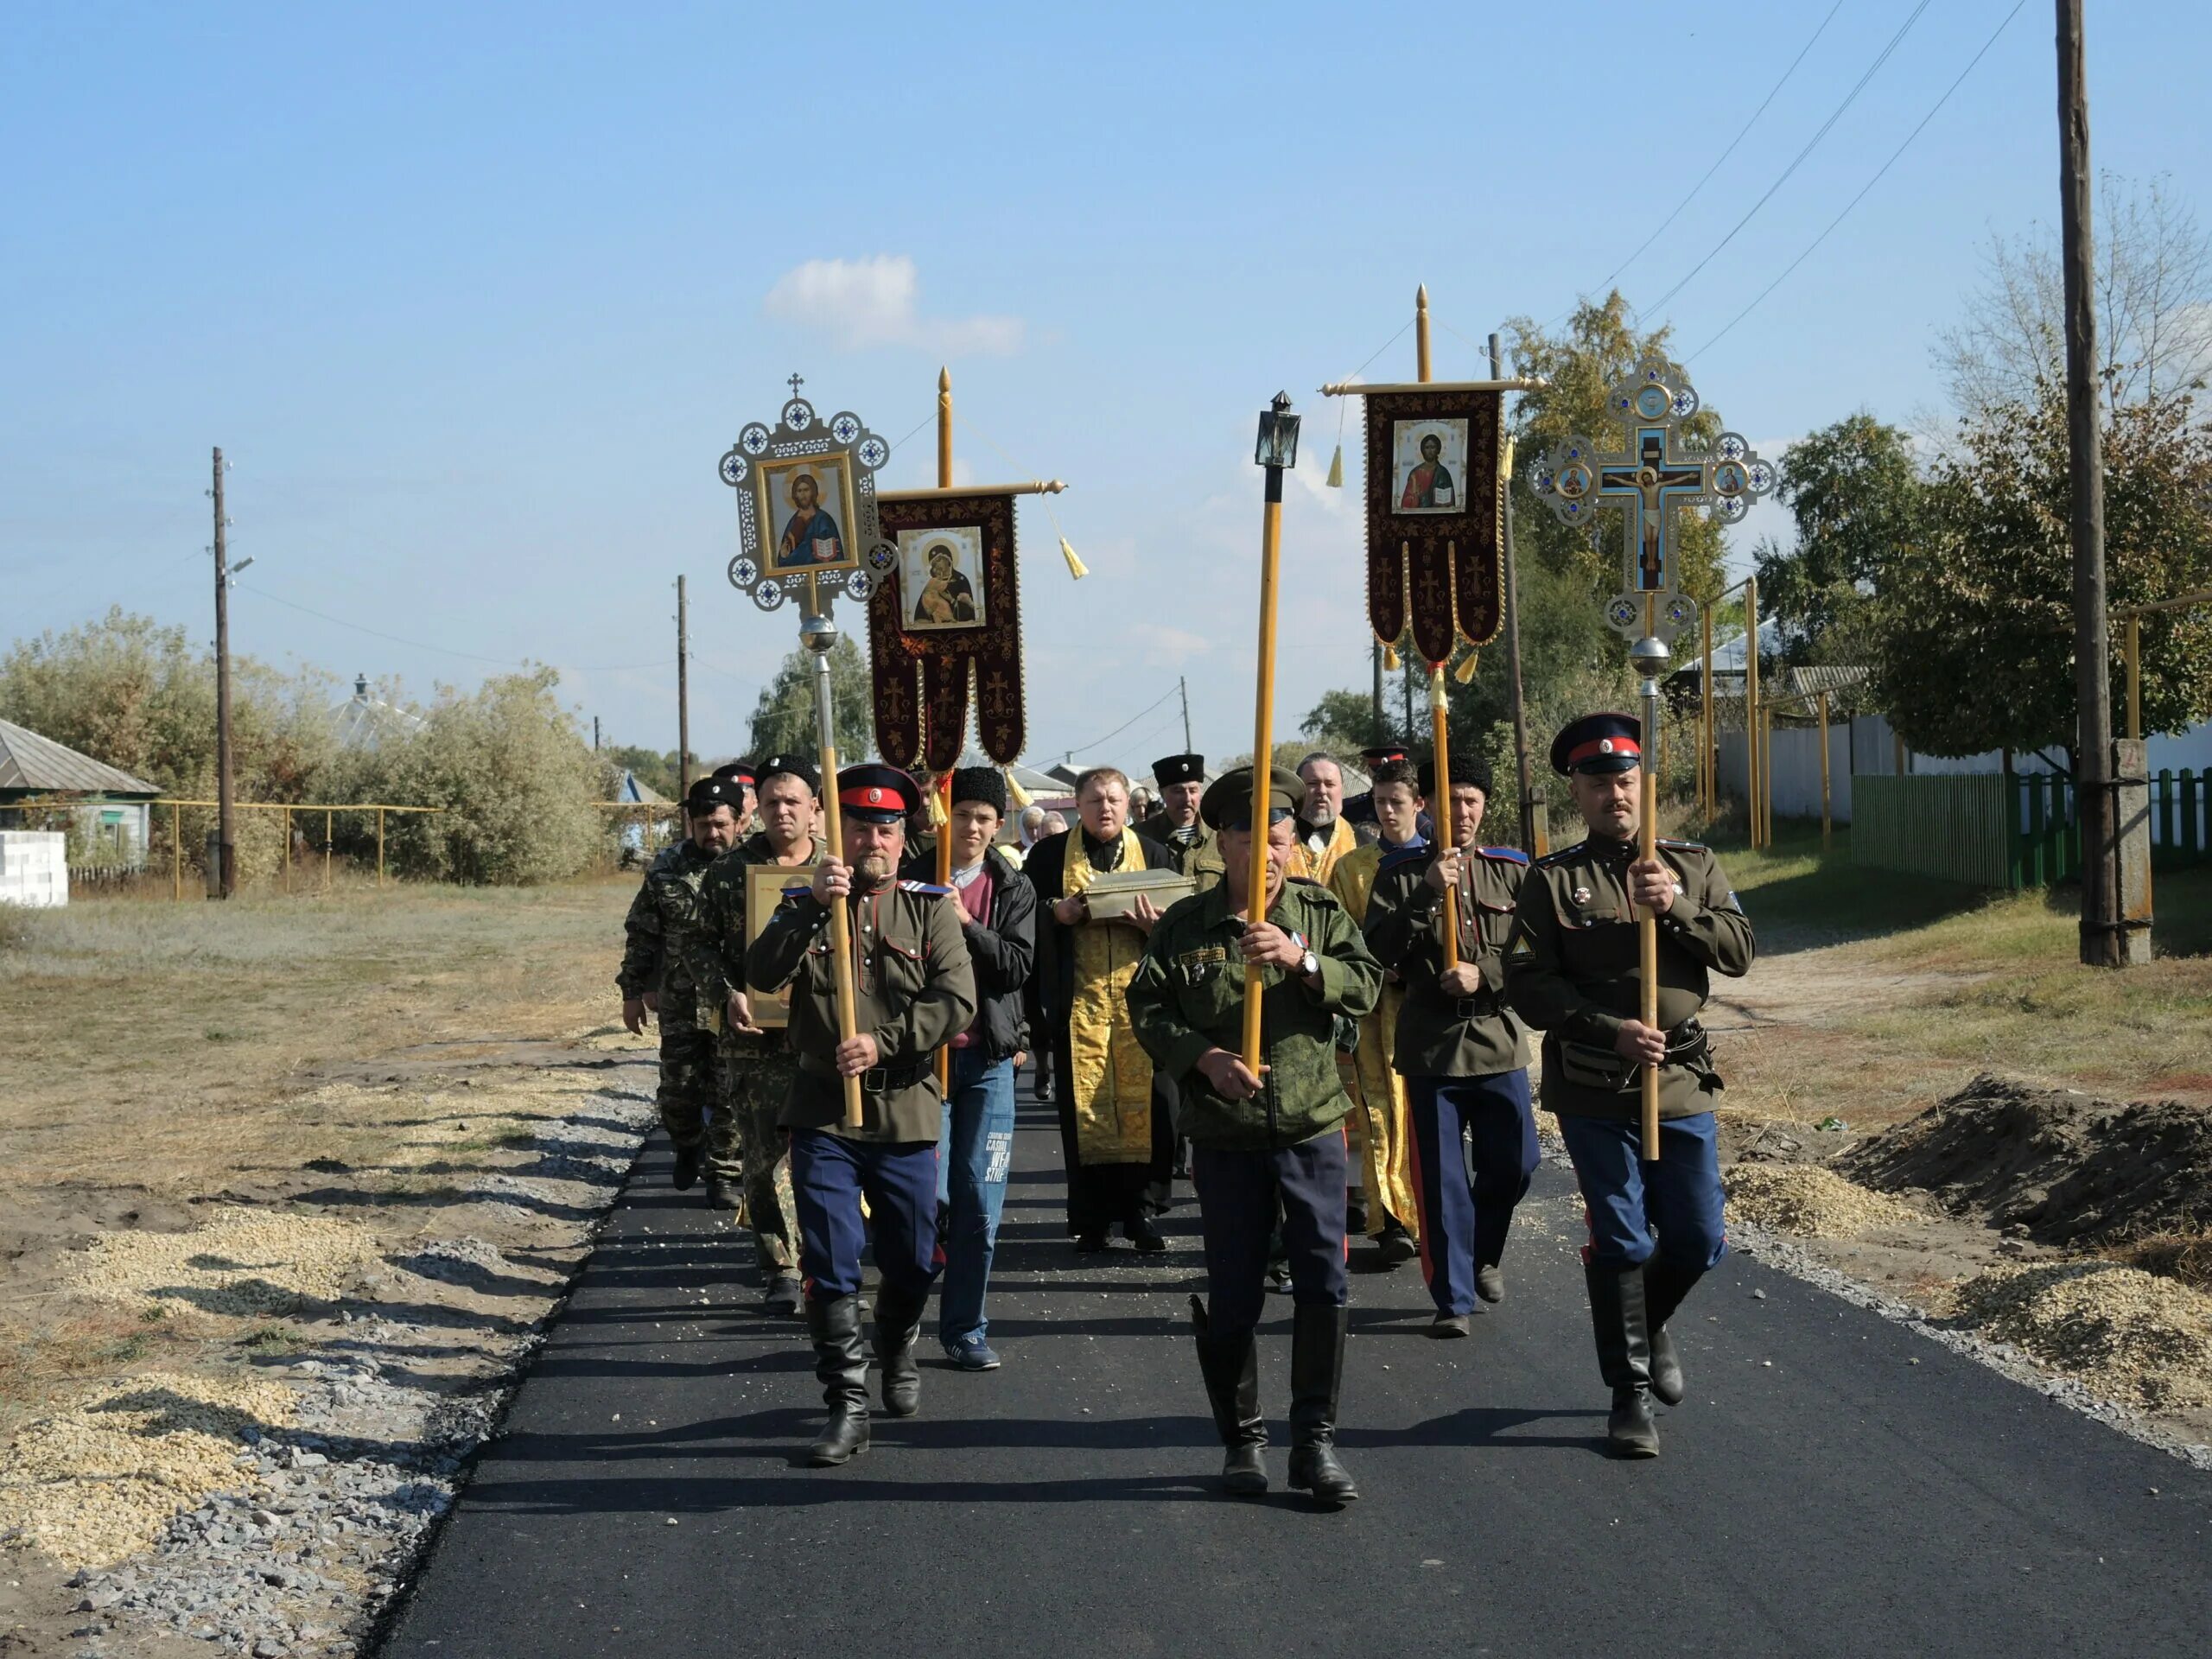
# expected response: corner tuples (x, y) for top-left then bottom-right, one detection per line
(384, 1101), (2212, 1657)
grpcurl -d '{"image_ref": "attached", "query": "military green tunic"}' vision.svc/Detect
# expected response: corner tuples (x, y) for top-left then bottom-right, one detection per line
(1363, 842), (1533, 1078)
(746, 877), (977, 1144)
(1504, 835), (1755, 1122)
(1125, 877), (1382, 1151)
(1141, 810), (1224, 893)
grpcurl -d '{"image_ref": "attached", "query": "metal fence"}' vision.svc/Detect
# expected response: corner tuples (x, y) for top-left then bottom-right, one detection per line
(1854, 770), (2209, 891)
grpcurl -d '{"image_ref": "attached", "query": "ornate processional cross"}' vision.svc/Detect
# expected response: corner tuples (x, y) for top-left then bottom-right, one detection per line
(1532, 358), (1775, 642)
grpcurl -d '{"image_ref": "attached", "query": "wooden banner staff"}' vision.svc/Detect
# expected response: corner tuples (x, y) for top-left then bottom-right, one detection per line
(1412, 285), (1467, 971)
(1242, 393), (1298, 1075)
(800, 573), (868, 1128)
(934, 369), (956, 1101)
(1631, 594), (1668, 1151)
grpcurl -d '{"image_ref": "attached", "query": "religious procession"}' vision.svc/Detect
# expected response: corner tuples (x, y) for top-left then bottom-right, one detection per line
(616, 327), (1763, 1496)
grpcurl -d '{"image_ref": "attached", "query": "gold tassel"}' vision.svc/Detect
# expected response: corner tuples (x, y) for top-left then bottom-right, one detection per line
(1060, 537), (1088, 581)
(1325, 443), (1344, 489)
(926, 774), (950, 829)
(1003, 766), (1032, 810)
(1382, 642), (1401, 672)
(1453, 651), (1480, 685)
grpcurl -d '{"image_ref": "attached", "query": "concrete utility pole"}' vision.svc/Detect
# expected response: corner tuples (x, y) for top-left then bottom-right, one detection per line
(1490, 330), (1538, 853)
(1179, 676), (1192, 752)
(212, 447), (235, 899)
(2058, 0), (2121, 967)
(676, 575), (692, 801)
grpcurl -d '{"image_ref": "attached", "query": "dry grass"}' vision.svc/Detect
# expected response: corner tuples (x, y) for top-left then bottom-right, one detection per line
(1935, 1260), (2212, 1412)
(0, 875), (635, 1194)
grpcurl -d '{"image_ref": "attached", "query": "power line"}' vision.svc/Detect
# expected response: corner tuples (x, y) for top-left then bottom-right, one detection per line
(1588, 0), (1849, 302)
(1688, 0), (2031, 361)
(237, 582), (673, 673)
(1045, 682), (1181, 758)
(1640, 0), (1935, 322)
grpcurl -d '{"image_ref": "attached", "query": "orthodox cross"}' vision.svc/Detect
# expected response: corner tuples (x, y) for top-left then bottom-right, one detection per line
(1532, 358), (1775, 643)
(788, 372), (805, 398)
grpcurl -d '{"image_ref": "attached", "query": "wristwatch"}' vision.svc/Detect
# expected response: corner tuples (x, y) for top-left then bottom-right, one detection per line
(1299, 948), (1320, 980)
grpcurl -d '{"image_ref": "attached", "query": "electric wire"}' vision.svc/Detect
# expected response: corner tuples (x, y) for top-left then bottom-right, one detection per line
(1688, 0), (2030, 361)
(237, 582), (673, 673)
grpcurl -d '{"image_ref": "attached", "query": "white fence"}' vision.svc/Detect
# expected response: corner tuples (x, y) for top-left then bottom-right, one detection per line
(0, 830), (68, 908)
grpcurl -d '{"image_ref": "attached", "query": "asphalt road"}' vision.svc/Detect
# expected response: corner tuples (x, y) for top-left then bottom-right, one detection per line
(383, 1099), (2212, 1658)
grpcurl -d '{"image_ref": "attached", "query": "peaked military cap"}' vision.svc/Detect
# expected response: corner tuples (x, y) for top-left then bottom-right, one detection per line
(754, 753), (820, 794)
(711, 759), (757, 787)
(1550, 712), (1642, 776)
(950, 766), (1007, 815)
(837, 763), (922, 824)
(1154, 753), (1206, 787)
(1201, 765), (1306, 832)
(1360, 743), (1410, 768)
(685, 776), (740, 816)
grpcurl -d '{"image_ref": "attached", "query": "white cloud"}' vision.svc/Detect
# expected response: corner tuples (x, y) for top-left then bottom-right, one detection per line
(761, 256), (1025, 356)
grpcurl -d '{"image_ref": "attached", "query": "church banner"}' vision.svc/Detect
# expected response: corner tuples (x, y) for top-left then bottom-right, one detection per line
(867, 490), (1025, 768)
(1363, 386), (1506, 665)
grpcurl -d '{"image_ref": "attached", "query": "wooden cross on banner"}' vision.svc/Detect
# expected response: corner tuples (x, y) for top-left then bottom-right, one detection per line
(1531, 357), (1776, 642)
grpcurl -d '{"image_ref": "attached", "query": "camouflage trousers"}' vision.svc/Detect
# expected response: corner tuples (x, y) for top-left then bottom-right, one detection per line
(717, 1034), (800, 1276)
(657, 1007), (743, 1181)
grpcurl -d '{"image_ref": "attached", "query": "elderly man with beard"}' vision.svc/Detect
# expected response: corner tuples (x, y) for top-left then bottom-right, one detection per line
(1290, 753), (1357, 886)
(690, 753), (826, 1312)
(747, 765), (976, 1467)
(1024, 767), (1174, 1252)
(903, 767), (1036, 1371)
(1127, 766), (1382, 1503)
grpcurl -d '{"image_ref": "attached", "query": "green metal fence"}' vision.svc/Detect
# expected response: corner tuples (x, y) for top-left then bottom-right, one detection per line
(1856, 769), (2209, 890)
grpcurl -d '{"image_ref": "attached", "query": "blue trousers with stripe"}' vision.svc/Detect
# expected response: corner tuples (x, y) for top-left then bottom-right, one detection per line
(790, 1128), (943, 1302)
(1556, 1111), (1728, 1271)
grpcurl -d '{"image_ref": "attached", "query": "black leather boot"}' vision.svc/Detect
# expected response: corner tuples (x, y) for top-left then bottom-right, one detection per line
(1286, 1303), (1359, 1503)
(873, 1281), (929, 1419)
(1586, 1262), (1660, 1459)
(671, 1143), (702, 1191)
(1190, 1296), (1267, 1495)
(804, 1295), (869, 1466)
(1643, 1258), (1704, 1408)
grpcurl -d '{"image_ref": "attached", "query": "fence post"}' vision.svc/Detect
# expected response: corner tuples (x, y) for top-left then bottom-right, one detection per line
(2185, 769), (2202, 861)
(1817, 690), (1833, 851)
(171, 803), (181, 903)
(323, 809), (333, 893)
(377, 808), (386, 888)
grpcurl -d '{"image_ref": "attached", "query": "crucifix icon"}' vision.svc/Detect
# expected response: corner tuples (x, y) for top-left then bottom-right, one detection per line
(788, 372), (805, 398)
(1532, 358), (1775, 642)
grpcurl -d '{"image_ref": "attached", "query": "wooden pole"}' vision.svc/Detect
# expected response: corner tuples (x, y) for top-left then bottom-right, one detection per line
(1636, 594), (1662, 1158)
(1241, 454), (1288, 1075)
(1701, 607), (1714, 820)
(1744, 574), (1763, 848)
(377, 808), (386, 888)
(213, 447), (236, 899)
(2060, 0), (2120, 967)
(323, 809), (332, 893)
(677, 575), (691, 802)
(1414, 283), (1431, 383)
(934, 372), (956, 1097)
(171, 803), (181, 902)
(805, 580), (865, 1128)
(1495, 327), (1537, 856)
(1818, 690), (1834, 850)
(1430, 663), (1462, 968)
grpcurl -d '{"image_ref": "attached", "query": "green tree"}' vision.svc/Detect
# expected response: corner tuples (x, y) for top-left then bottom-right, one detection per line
(1875, 385), (2212, 757)
(1300, 687), (1389, 751)
(744, 636), (873, 762)
(601, 743), (677, 798)
(1754, 412), (1926, 674)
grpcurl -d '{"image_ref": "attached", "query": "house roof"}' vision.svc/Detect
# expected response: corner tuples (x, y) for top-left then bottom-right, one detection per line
(0, 718), (161, 798)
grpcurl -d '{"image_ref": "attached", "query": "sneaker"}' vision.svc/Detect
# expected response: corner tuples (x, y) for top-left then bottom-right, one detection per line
(944, 1334), (1001, 1371)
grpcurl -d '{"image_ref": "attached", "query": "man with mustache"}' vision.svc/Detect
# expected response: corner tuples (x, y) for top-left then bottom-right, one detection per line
(747, 764), (977, 1467)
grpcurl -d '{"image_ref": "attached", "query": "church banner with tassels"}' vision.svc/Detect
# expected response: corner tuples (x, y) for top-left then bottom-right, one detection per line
(1363, 388), (1507, 666)
(867, 491), (1026, 769)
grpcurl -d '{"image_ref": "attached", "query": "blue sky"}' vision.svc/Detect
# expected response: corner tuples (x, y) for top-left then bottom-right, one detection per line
(6, 2), (2208, 775)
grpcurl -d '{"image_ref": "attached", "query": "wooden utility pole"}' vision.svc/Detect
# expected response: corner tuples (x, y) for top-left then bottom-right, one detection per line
(593, 715), (601, 753)
(676, 575), (691, 801)
(1491, 332), (1537, 854)
(2059, 0), (2120, 967)
(1179, 675), (1193, 752)
(1370, 642), (1385, 743)
(212, 447), (235, 899)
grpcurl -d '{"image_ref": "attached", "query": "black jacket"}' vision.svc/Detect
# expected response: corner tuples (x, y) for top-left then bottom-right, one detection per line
(900, 842), (1037, 1060)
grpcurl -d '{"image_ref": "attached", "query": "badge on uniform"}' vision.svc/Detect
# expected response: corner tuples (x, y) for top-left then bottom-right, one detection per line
(1572, 886), (1592, 906)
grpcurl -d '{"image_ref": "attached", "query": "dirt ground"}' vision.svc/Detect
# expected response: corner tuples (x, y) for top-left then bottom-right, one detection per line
(0, 876), (655, 1656)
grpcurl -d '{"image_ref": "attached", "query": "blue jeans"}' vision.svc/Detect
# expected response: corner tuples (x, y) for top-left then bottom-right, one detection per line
(1406, 1070), (1540, 1316)
(936, 1048), (1016, 1347)
(1555, 1111), (1728, 1270)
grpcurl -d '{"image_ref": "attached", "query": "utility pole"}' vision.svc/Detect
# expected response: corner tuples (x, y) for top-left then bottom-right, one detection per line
(1179, 675), (1192, 752)
(593, 715), (601, 753)
(1491, 330), (1537, 852)
(1370, 641), (1384, 744)
(212, 447), (235, 899)
(2059, 0), (2120, 967)
(1401, 643), (1414, 742)
(676, 575), (692, 801)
